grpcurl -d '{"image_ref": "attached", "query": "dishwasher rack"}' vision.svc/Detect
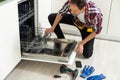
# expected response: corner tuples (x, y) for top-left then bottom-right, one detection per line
(20, 26), (77, 62)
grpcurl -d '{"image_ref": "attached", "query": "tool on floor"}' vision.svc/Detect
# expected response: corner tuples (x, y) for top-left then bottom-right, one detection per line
(60, 65), (78, 80)
(54, 75), (61, 78)
(75, 61), (82, 68)
(80, 65), (95, 78)
(87, 74), (106, 80)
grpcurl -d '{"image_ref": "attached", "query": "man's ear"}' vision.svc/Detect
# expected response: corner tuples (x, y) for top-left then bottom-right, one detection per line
(79, 7), (85, 13)
(79, 6), (85, 10)
(82, 7), (86, 11)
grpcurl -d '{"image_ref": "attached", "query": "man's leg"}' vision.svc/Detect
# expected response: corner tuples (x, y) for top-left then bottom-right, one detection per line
(79, 28), (95, 58)
(48, 13), (74, 38)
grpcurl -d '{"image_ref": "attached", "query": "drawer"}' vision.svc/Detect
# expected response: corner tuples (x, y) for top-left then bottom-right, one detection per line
(21, 37), (77, 65)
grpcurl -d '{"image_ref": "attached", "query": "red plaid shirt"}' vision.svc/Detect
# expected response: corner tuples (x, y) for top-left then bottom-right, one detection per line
(58, 0), (103, 34)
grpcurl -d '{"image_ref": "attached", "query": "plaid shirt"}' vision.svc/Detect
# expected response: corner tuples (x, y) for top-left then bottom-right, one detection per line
(58, 0), (103, 34)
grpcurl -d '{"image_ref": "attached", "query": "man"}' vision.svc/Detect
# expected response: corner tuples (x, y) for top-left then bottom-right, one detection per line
(45, 0), (103, 58)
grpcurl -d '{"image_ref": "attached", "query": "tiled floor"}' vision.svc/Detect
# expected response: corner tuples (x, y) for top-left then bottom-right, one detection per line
(5, 34), (120, 80)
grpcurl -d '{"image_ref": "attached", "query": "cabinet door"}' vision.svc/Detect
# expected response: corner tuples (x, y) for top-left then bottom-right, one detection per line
(108, 0), (120, 38)
(0, 1), (21, 80)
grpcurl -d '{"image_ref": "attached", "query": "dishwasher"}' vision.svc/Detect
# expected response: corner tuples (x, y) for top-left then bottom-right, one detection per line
(18, 0), (77, 65)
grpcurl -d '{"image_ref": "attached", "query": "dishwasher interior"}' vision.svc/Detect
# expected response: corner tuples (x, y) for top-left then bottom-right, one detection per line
(18, 0), (77, 64)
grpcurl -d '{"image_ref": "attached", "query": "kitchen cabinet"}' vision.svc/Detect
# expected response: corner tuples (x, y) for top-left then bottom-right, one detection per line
(0, 1), (21, 80)
(107, 0), (120, 40)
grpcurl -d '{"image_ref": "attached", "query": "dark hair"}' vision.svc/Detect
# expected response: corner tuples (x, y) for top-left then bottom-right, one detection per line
(70, 0), (87, 10)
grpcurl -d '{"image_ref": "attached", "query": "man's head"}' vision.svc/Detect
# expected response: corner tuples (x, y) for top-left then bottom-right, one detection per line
(70, 0), (87, 15)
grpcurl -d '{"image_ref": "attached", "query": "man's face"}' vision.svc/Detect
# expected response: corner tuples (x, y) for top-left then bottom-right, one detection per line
(70, 3), (83, 15)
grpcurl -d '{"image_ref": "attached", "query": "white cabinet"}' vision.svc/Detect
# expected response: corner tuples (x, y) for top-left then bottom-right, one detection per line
(0, 1), (21, 80)
(107, 0), (120, 40)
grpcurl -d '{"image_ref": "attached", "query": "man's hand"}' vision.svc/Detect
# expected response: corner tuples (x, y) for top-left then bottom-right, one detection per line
(45, 27), (54, 35)
(76, 42), (84, 55)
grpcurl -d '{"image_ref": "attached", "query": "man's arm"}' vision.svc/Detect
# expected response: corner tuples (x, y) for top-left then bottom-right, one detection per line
(76, 31), (96, 55)
(45, 14), (62, 35)
(51, 14), (62, 30)
(45, 0), (70, 35)
(52, 0), (70, 29)
(80, 31), (96, 45)
(80, 12), (103, 45)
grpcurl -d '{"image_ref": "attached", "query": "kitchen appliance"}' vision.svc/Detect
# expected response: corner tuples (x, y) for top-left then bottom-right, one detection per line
(18, 0), (77, 65)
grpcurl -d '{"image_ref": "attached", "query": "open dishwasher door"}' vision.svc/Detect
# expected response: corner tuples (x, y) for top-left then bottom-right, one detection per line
(21, 36), (77, 65)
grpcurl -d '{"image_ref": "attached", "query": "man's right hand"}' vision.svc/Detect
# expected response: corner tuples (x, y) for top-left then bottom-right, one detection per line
(76, 42), (84, 55)
(45, 27), (54, 35)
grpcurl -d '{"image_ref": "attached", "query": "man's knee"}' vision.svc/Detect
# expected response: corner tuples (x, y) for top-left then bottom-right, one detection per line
(83, 50), (93, 58)
(48, 13), (57, 23)
(82, 40), (94, 58)
(48, 14), (52, 21)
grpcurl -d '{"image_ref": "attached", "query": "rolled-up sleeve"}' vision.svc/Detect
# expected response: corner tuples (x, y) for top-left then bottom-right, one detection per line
(58, 0), (70, 16)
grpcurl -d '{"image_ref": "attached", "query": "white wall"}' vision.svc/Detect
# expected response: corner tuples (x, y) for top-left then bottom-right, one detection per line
(38, 0), (51, 28)
(51, 0), (66, 13)
(108, 0), (120, 37)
